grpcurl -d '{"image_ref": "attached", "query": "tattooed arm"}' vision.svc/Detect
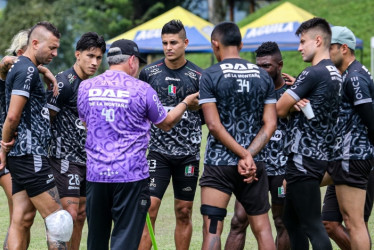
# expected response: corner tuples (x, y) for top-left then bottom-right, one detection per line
(247, 103), (277, 157)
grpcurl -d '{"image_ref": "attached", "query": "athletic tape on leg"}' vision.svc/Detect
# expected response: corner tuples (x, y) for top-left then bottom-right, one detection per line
(201, 204), (227, 234)
(45, 210), (73, 242)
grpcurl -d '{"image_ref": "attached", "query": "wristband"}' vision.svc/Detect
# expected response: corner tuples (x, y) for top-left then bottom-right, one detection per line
(181, 101), (188, 109)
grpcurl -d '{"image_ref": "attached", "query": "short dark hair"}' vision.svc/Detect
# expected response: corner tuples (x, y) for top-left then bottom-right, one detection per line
(162, 20), (186, 39)
(333, 43), (355, 56)
(255, 42), (282, 59)
(28, 21), (60, 41)
(296, 17), (331, 47)
(211, 22), (241, 47)
(76, 32), (106, 54)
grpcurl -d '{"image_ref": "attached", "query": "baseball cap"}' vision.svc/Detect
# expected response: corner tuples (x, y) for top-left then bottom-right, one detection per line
(331, 26), (356, 50)
(108, 39), (146, 64)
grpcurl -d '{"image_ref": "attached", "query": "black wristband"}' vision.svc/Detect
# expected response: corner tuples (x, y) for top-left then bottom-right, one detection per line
(181, 101), (188, 109)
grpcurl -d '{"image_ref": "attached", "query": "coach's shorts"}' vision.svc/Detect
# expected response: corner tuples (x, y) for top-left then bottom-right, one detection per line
(147, 151), (199, 201)
(8, 155), (55, 197)
(49, 157), (86, 198)
(199, 162), (270, 216)
(268, 175), (286, 205)
(322, 169), (374, 222)
(327, 159), (372, 190)
(0, 166), (9, 177)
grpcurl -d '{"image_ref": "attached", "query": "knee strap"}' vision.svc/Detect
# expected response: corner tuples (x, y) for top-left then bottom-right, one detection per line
(201, 204), (227, 234)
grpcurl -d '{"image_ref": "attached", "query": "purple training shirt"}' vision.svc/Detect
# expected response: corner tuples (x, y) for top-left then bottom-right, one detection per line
(77, 70), (167, 183)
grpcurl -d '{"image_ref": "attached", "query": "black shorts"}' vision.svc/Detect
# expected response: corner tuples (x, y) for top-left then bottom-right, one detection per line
(268, 175), (286, 205)
(199, 162), (270, 216)
(86, 178), (150, 250)
(147, 151), (199, 201)
(286, 154), (329, 184)
(8, 155), (56, 197)
(327, 159), (372, 190)
(322, 169), (374, 222)
(49, 157), (86, 198)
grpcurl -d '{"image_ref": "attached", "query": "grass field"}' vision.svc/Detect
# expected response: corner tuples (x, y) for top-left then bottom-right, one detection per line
(0, 126), (373, 249)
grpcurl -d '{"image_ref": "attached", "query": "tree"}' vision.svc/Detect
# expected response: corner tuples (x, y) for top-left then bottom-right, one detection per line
(0, 0), (194, 72)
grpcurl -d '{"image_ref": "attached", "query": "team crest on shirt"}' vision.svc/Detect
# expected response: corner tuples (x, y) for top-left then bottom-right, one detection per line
(68, 73), (77, 84)
(168, 84), (176, 96)
(184, 164), (195, 176)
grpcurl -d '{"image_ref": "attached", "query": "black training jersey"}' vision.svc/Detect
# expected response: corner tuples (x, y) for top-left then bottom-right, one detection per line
(5, 56), (51, 157)
(284, 59), (342, 160)
(139, 59), (202, 157)
(332, 60), (374, 160)
(263, 84), (289, 176)
(0, 79), (5, 141)
(199, 58), (276, 166)
(47, 67), (86, 164)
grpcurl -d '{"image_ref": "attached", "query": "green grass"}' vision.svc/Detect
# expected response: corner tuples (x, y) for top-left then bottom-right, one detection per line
(0, 126), (373, 249)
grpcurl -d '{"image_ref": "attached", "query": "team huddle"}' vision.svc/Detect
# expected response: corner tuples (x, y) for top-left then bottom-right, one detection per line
(0, 16), (373, 250)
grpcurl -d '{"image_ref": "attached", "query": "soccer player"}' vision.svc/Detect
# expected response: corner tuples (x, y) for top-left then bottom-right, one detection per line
(225, 41), (290, 250)
(0, 29), (29, 249)
(0, 21), (73, 249)
(138, 20), (203, 250)
(276, 17), (342, 250)
(199, 22), (277, 250)
(46, 32), (106, 249)
(77, 39), (199, 250)
(321, 26), (374, 250)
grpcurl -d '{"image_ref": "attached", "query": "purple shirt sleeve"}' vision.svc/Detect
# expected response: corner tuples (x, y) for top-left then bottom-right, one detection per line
(146, 87), (167, 124)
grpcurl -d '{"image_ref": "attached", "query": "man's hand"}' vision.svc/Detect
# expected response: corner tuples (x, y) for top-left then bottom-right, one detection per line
(0, 56), (17, 80)
(293, 98), (310, 112)
(1, 139), (15, 153)
(238, 154), (257, 183)
(282, 72), (296, 86)
(182, 92), (199, 110)
(38, 65), (59, 97)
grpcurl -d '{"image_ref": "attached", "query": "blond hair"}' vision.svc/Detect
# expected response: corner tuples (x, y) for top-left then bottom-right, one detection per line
(5, 29), (29, 56)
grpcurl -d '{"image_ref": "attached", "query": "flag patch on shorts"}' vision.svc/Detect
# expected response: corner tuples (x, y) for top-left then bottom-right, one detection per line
(185, 165), (195, 176)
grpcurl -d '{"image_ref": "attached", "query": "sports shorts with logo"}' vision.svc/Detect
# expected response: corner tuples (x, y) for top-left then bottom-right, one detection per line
(268, 175), (286, 205)
(49, 157), (86, 198)
(147, 151), (199, 201)
(199, 161), (270, 216)
(8, 155), (56, 197)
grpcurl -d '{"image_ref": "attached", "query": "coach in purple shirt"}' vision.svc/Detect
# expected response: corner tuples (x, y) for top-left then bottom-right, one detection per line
(77, 39), (199, 250)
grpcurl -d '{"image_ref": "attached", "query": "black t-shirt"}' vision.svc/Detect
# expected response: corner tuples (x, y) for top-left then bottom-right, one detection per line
(0, 79), (5, 141)
(5, 56), (51, 157)
(199, 58), (276, 166)
(264, 84), (289, 176)
(284, 59), (342, 161)
(47, 67), (86, 164)
(332, 60), (374, 160)
(139, 59), (203, 157)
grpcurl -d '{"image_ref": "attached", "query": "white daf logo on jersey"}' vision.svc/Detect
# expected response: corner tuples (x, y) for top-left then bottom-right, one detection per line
(75, 118), (85, 130)
(220, 63), (260, 74)
(89, 89), (129, 98)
